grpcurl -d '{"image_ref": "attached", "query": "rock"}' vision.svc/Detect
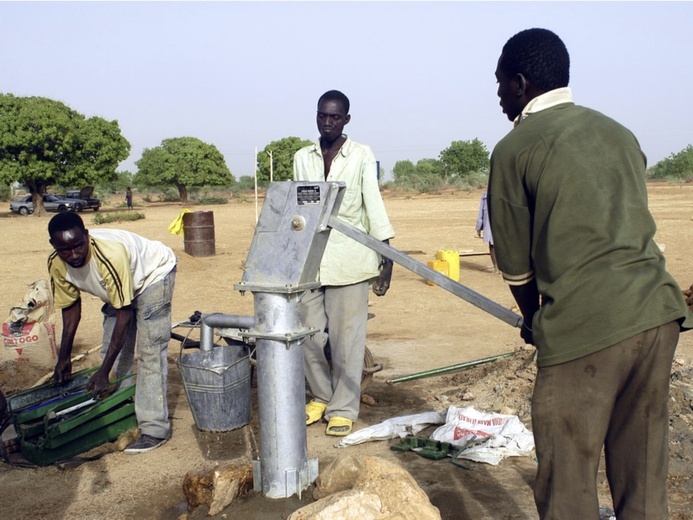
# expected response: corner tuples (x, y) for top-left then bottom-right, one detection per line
(435, 394), (449, 404)
(361, 394), (377, 406)
(462, 391), (475, 401)
(182, 458), (253, 516)
(77, 428), (138, 462)
(516, 370), (535, 383)
(208, 464), (253, 516)
(287, 455), (441, 520)
(288, 490), (383, 519)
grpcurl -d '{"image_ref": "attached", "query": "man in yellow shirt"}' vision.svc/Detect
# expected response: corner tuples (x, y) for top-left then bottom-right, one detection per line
(294, 90), (395, 436)
(48, 212), (177, 454)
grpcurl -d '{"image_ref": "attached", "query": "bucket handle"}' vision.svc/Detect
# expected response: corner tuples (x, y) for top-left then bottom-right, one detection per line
(178, 352), (250, 376)
(175, 324), (202, 364)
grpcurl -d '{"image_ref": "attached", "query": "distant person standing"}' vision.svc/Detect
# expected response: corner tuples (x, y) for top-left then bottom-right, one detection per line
(293, 90), (395, 437)
(475, 191), (498, 273)
(125, 187), (133, 210)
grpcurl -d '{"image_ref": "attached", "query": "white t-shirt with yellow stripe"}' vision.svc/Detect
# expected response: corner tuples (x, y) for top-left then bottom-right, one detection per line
(48, 229), (176, 310)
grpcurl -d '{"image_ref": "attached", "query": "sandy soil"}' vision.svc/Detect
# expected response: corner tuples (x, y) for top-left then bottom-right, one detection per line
(0, 184), (691, 520)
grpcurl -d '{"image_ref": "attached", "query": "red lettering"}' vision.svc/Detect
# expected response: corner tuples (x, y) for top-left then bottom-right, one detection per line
(453, 426), (493, 441)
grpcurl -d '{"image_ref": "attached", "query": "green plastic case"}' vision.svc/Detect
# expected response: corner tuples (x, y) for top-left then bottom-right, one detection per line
(7, 368), (137, 466)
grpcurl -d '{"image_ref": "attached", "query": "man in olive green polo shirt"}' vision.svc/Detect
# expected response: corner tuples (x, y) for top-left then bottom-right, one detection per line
(489, 29), (692, 519)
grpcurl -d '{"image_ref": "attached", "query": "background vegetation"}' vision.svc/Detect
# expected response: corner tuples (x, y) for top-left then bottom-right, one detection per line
(256, 137), (313, 185)
(134, 137), (234, 202)
(2, 92), (692, 208)
(0, 94), (130, 212)
(647, 145), (693, 181)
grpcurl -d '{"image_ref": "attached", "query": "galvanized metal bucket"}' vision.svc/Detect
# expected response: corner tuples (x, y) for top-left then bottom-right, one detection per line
(177, 344), (251, 432)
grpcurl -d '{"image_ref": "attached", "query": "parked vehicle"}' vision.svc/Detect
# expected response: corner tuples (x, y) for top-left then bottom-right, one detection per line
(65, 187), (101, 211)
(9, 194), (85, 215)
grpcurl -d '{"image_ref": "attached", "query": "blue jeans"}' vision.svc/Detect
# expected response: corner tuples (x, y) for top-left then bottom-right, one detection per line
(101, 267), (176, 439)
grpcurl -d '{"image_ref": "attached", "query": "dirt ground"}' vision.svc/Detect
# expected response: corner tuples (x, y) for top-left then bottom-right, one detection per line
(0, 184), (691, 520)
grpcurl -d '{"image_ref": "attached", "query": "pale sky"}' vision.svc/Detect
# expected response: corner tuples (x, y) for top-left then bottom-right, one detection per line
(2, 1), (691, 180)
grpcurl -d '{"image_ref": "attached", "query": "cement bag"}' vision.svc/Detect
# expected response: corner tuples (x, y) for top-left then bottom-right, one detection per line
(1, 280), (58, 368)
(336, 410), (447, 448)
(429, 406), (534, 465)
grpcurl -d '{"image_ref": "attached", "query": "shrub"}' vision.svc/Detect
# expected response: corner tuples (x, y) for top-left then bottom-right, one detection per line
(648, 145), (693, 180)
(93, 212), (145, 225)
(0, 185), (11, 202)
(157, 188), (180, 202)
(392, 172), (445, 193)
(233, 176), (256, 191)
(448, 169), (490, 190)
(194, 195), (228, 205)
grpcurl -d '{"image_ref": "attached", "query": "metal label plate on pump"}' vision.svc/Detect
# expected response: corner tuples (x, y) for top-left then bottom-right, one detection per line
(296, 185), (321, 205)
(238, 181), (344, 291)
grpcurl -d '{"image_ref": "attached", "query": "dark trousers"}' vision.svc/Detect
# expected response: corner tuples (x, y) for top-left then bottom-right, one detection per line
(532, 321), (679, 520)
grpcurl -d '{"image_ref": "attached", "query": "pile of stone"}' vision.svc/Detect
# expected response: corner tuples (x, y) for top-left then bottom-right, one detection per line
(683, 283), (693, 311)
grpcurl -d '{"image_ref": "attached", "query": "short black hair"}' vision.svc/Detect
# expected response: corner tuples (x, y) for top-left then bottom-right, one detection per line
(48, 211), (86, 237)
(318, 90), (350, 115)
(499, 28), (570, 92)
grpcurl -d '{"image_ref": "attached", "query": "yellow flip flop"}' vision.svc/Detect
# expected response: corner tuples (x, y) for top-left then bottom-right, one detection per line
(305, 401), (327, 425)
(325, 416), (352, 437)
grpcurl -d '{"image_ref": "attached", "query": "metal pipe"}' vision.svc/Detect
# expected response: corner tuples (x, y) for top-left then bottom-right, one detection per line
(252, 292), (315, 499)
(201, 313), (254, 330)
(199, 313), (254, 352)
(199, 322), (215, 352)
(386, 352), (516, 384)
(327, 215), (523, 329)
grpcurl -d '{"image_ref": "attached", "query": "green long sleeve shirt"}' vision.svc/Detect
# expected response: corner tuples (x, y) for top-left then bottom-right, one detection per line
(489, 102), (692, 366)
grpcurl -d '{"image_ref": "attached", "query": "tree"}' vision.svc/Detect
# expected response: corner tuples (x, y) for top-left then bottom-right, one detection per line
(98, 170), (134, 194)
(415, 158), (445, 178)
(235, 176), (255, 191)
(256, 137), (313, 184)
(393, 158), (445, 182)
(648, 145), (693, 180)
(392, 158), (446, 192)
(439, 138), (489, 179)
(0, 94), (130, 215)
(134, 137), (234, 202)
(392, 160), (417, 183)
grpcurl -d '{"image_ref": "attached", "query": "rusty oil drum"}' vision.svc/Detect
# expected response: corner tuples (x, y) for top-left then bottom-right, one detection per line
(183, 211), (215, 257)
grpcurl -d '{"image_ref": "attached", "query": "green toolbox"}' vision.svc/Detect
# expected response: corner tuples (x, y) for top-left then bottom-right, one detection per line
(7, 368), (137, 466)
